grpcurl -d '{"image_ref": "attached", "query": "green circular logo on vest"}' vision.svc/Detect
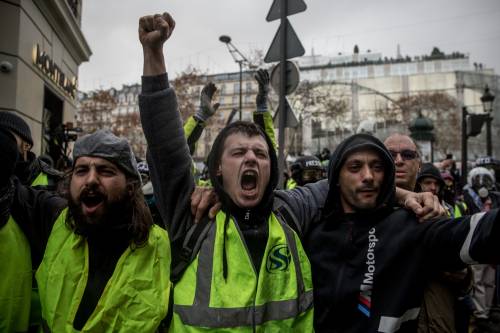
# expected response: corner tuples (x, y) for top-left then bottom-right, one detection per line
(266, 244), (291, 273)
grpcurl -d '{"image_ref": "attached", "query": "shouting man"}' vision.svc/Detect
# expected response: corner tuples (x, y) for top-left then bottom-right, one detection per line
(138, 12), (314, 331)
(1, 128), (171, 332)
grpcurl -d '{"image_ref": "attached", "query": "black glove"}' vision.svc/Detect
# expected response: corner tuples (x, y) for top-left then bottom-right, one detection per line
(0, 128), (18, 187)
(195, 82), (220, 122)
(254, 69), (270, 112)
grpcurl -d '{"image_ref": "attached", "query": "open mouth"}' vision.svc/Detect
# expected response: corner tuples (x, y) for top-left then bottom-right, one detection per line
(240, 170), (258, 192)
(80, 192), (105, 214)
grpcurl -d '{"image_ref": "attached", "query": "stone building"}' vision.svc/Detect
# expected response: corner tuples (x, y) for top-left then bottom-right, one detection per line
(0, 0), (91, 163)
(78, 46), (499, 164)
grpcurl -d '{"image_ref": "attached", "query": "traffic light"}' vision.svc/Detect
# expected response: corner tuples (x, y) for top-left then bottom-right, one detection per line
(466, 114), (488, 137)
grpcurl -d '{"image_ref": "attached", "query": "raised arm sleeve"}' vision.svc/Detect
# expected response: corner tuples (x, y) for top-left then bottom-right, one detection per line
(139, 74), (195, 248)
(183, 115), (205, 155)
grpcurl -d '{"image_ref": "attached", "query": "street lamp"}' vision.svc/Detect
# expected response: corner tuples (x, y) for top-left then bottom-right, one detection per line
(219, 35), (252, 121)
(409, 111), (435, 162)
(480, 85), (495, 156)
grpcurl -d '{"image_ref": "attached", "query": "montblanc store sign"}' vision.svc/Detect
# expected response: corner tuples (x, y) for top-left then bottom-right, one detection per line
(32, 44), (77, 99)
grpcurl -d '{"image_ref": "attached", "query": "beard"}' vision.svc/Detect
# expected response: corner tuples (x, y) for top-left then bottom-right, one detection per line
(67, 187), (134, 239)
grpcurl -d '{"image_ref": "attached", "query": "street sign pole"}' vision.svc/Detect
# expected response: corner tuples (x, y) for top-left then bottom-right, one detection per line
(278, 0), (288, 189)
(265, 0), (306, 188)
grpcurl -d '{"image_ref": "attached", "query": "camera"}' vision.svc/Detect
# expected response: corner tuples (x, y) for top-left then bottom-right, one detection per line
(0, 61), (14, 73)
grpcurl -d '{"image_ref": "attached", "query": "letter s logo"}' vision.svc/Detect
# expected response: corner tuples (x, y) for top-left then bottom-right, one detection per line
(266, 244), (291, 273)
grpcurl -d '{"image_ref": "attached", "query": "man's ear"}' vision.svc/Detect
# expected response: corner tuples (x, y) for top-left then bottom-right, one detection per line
(126, 182), (134, 196)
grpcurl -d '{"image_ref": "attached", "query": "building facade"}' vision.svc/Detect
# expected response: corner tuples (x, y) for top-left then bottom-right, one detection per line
(0, 0), (91, 163)
(294, 48), (499, 161)
(77, 46), (499, 164)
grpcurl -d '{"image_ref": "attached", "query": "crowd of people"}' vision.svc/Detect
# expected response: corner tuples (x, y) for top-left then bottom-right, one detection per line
(1, 11), (500, 333)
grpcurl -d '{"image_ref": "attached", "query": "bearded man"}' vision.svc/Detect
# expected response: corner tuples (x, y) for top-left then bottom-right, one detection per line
(1, 128), (171, 332)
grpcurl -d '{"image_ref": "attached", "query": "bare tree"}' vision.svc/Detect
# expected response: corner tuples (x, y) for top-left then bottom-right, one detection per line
(171, 67), (204, 122)
(77, 90), (116, 134)
(392, 92), (459, 156)
(287, 81), (350, 154)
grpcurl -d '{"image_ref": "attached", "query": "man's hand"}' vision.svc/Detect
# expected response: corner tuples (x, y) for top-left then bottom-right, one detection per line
(190, 186), (221, 223)
(195, 83), (220, 122)
(254, 69), (270, 112)
(139, 12), (175, 76)
(402, 191), (447, 222)
(139, 12), (175, 50)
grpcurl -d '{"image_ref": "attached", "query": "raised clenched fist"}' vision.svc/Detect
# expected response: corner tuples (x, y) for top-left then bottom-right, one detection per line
(138, 12), (175, 50)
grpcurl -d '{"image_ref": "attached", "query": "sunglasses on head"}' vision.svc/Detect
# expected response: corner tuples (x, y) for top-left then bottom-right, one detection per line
(389, 150), (419, 161)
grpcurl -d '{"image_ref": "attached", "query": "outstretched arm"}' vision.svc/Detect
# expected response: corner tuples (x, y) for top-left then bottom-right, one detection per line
(252, 69), (277, 150)
(138, 12), (194, 247)
(184, 82), (220, 155)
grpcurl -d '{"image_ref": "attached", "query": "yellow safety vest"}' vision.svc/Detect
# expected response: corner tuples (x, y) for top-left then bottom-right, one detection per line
(454, 202), (468, 218)
(36, 209), (171, 332)
(287, 178), (297, 189)
(0, 216), (32, 333)
(170, 211), (314, 332)
(31, 172), (49, 187)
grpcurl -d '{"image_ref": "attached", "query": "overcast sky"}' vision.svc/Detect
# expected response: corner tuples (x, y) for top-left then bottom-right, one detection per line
(78, 0), (500, 92)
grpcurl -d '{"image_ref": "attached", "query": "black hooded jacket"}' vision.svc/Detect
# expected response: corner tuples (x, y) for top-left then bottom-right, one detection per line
(140, 74), (330, 276)
(415, 163), (445, 199)
(305, 134), (500, 333)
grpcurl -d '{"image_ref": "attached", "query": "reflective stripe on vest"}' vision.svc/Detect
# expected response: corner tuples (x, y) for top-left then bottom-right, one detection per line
(36, 208), (172, 332)
(0, 216), (32, 333)
(31, 172), (49, 187)
(171, 211), (313, 330)
(454, 202), (467, 218)
(286, 178), (297, 189)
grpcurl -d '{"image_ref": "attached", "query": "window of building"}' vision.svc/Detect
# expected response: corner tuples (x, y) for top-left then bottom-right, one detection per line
(374, 65), (384, 77)
(244, 94), (252, 105)
(407, 63), (417, 75)
(357, 66), (368, 79)
(424, 61), (435, 73)
(391, 64), (401, 76)
(233, 82), (240, 93)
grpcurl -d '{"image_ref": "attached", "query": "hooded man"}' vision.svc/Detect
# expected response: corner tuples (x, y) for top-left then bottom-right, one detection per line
(416, 163), (455, 215)
(0, 111), (63, 191)
(138, 12), (314, 331)
(1, 129), (171, 332)
(305, 133), (500, 332)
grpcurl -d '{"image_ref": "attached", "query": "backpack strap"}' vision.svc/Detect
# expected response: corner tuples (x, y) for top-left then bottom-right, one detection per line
(171, 215), (212, 283)
(273, 196), (302, 238)
(163, 215), (213, 330)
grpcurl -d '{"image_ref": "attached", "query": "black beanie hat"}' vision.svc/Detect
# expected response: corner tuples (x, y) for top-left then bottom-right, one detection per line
(417, 163), (445, 188)
(0, 128), (19, 187)
(0, 111), (33, 146)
